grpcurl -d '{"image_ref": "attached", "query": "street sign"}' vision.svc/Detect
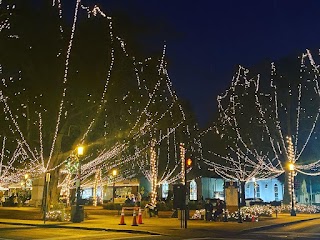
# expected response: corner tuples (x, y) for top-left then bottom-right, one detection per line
(46, 173), (51, 182)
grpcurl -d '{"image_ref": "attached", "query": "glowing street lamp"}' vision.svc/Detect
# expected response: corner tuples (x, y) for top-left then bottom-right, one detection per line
(286, 136), (296, 216)
(289, 163), (296, 216)
(77, 146), (84, 156)
(288, 163), (295, 171)
(289, 163), (297, 216)
(112, 169), (117, 203)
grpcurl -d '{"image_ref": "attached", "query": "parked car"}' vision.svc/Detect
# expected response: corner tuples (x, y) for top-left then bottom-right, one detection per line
(245, 198), (264, 206)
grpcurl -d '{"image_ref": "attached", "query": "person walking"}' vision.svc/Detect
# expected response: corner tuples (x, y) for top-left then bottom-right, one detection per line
(136, 192), (142, 207)
(214, 199), (223, 221)
(204, 199), (213, 221)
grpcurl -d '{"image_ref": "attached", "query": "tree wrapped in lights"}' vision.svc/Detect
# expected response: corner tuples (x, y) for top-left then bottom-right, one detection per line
(203, 49), (320, 203)
(0, 0), (195, 205)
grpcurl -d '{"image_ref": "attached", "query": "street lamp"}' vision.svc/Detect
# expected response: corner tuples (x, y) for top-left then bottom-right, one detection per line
(112, 169), (117, 203)
(289, 163), (296, 216)
(73, 145), (84, 223)
(237, 181), (242, 223)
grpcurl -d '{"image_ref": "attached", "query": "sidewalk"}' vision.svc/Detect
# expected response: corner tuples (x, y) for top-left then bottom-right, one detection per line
(0, 208), (320, 238)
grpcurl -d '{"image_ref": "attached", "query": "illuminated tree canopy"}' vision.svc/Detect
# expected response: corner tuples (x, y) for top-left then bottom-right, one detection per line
(203, 49), (320, 182)
(0, 0), (198, 204)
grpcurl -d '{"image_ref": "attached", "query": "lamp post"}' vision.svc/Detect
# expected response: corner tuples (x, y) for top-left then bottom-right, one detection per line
(237, 180), (242, 223)
(289, 163), (296, 216)
(73, 146), (84, 223)
(112, 169), (117, 203)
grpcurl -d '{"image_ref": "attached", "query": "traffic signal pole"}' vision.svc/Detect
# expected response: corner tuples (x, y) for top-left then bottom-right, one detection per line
(184, 160), (188, 229)
(184, 158), (192, 229)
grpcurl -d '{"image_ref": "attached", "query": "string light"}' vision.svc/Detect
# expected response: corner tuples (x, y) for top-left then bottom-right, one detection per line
(0, 0), (196, 192)
(203, 48), (320, 185)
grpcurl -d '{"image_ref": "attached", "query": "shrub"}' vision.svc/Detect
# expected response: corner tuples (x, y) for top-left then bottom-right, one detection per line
(102, 203), (122, 210)
(188, 201), (202, 210)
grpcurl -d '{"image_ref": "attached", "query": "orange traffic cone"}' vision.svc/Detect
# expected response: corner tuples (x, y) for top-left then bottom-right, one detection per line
(132, 210), (138, 226)
(119, 209), (126, 225)
(137, 208), (143, 224)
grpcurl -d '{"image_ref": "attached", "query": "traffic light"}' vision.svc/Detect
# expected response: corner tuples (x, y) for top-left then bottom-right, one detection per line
(186, 158), (192, 168)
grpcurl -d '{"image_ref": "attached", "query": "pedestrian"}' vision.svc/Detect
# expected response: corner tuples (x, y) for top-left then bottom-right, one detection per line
(145, 202), (158, 217)
(136, 192), (142, 207)
(214, 199), (223, 221)
(204, 199), (213, 221)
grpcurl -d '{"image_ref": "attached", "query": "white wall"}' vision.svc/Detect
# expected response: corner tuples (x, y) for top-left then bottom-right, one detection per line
(245, 178), (283, 202)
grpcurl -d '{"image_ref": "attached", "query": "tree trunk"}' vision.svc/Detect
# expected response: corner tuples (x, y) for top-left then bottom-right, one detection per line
(45, 133), (68, 209)
(47, 167), (60, 208)
(240, 181), (246, 206)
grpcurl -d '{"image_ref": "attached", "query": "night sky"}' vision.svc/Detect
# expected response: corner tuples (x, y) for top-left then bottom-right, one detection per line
(76, 0), (320, 126)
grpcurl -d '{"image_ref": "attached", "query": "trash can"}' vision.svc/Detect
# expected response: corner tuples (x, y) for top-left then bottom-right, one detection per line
(71, 205), (84, 223)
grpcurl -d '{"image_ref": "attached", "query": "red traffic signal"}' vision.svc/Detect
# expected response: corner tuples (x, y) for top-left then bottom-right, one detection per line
(186, 158), (192, 168)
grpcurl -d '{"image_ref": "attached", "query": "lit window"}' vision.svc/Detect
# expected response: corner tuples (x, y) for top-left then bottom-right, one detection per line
(256, 184), (260, 198)
(190, 179), (197, 201)
(162, 182), (169, 199)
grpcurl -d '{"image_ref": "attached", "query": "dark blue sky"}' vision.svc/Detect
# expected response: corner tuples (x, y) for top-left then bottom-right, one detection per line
(79, 0), (320, 126)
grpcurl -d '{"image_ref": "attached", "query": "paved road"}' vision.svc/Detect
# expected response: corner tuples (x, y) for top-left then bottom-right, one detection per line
(243, 218), (320, 240)
(0, 224), (162, 240)
(1, 208), (320, 240)
(1, 219), (320, 240)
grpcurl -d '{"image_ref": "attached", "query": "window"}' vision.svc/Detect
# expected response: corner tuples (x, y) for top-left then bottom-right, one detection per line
(162, 182), (169, 199)
(256, 184), (260, 198)
(190, 179), (197, 201)
(274, 184), (279, 201)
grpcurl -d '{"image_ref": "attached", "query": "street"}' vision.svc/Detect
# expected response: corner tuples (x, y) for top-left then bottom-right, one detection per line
(0, 224), (162, 240)
(0, 224), (202, 240)
(1, 219), (320, 240)
(0, 219), (320, 240)
(240, 218), (320, 240)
